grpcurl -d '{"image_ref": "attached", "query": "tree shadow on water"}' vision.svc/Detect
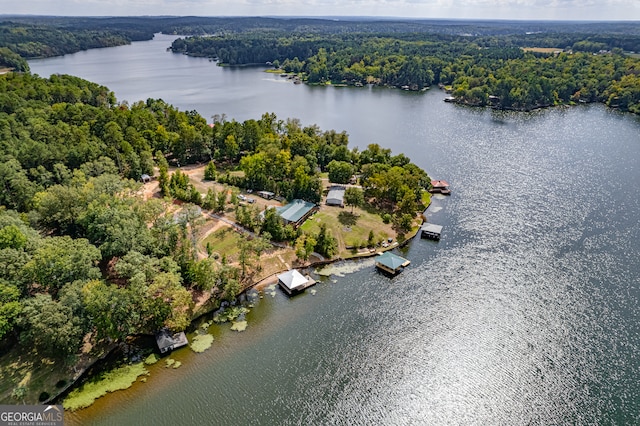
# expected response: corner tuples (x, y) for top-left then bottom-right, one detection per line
(338, 211), (358, 226)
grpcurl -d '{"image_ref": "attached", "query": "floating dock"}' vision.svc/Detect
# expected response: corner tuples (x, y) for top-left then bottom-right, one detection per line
(375, 251), (410, 275)
(421, 223), (443, 240)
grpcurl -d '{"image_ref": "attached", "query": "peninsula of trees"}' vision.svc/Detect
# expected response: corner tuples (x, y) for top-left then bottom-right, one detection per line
(0, 71), (431, 403)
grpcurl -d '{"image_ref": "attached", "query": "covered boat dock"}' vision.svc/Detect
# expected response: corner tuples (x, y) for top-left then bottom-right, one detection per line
(375, 251), (410, 275)
(277, 269), (317, 295)
(155, 329), (188, 354)
(421, 223), (443, 240)
(429, 180), (451, 195)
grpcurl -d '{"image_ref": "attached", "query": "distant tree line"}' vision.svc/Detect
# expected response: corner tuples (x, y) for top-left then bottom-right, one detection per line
(0, 21), (154, 59)
(172, 30), (640, 113)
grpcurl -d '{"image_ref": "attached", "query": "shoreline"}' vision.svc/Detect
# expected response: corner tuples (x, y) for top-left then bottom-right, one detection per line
(49, 212), (427, 407)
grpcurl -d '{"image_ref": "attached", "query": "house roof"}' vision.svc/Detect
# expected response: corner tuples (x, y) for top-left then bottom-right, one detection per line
(277, 269), (309, 291)
(276, 199), (316, 224)
(376, 251), (410, 270)
(326, 187), (345, 204)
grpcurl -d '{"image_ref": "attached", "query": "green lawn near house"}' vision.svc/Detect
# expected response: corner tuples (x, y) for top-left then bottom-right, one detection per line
(200, 227), (244, 261)
(300, 206), (395, 257)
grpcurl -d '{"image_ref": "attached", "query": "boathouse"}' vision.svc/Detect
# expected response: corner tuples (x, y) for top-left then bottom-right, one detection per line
(277, 269), (316, 295)
(326, 186), (345, 207)
(276, 199), (318, 228)
(421, 223), (443, 240)
(375, 251), (410, 275)
(155, 329), (188, 354)
(429, 180), (451, 195)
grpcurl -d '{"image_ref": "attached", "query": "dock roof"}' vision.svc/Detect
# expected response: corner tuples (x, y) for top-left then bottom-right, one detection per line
(376, 251), (410, 271)
(421, 223), (443, 234)
(277, 269), (309, 292)
(276, 199), (316, 224)
(155, 329), (188, 353)
(431, 180), (449, 188)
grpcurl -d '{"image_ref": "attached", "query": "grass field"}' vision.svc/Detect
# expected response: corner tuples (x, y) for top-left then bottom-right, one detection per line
(200, 227), (244, 261)
(300, 205), (395, 257)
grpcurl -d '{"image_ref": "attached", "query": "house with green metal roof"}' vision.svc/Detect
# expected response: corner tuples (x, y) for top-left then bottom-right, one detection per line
(276, 199), (318, 228)
(375, 251), (410, 275)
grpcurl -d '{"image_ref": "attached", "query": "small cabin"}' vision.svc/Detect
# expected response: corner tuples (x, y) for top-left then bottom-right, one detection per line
(375, 252), (410, 275)
(155, 329), (188, 354)
(277, 269), (316, 295)
(326, 186), (345, 207)
(421, 223), (443, 240)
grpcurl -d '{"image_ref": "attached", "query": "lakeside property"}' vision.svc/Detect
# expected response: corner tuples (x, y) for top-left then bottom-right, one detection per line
(18, 33), (640, 424)
(3, 155), (436, 408)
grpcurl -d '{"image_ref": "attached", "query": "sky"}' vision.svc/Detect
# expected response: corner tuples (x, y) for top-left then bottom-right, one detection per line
(3, 0), (639, 21)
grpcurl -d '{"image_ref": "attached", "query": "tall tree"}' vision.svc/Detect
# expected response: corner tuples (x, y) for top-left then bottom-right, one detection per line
(344, 187), (364, 213)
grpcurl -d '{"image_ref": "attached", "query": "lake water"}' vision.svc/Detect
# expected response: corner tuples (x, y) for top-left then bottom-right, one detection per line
(30, 34), (640, 425)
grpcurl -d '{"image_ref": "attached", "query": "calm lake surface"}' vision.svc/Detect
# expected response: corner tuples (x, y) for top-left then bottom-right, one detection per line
(30, 34), (640, 425)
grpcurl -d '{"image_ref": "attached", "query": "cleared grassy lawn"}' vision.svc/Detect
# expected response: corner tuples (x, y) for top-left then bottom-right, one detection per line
(522, 47), (563, 54)
(200, 227), (244, 261)
(301, 206), (395, 257)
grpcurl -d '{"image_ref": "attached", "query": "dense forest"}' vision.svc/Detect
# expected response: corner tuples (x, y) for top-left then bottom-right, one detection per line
(1, 16), (639, 112)
(172, 30), (640, 113)
(0, 71), (429, 373)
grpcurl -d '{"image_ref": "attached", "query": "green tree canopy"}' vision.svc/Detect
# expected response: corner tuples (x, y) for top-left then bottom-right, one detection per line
(18, 294), (84, 358)
(23, 236), (101, 294)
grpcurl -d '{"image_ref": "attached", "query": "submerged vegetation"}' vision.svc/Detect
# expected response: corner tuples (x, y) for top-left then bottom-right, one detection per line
(63, 363), (148, 411)
(230, 321), (248, 332)
(190, 334), (215, 353)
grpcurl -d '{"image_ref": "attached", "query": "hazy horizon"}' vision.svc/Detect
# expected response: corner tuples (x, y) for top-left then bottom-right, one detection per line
(4, 0), (639, 22)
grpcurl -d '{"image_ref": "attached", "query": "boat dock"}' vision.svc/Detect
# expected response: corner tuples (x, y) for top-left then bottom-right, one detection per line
(375, 251), (410, 275)
(421, 223), (443, 240)
(277, 269), (317, 295)
(429, 180), (451, 195)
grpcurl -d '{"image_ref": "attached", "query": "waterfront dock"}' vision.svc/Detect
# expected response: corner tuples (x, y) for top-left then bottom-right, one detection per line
(429, 180), (451, 195)
(421, 223), (443, 240)
(277, 269), (317, 295)
(375, 251), (410, 275)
